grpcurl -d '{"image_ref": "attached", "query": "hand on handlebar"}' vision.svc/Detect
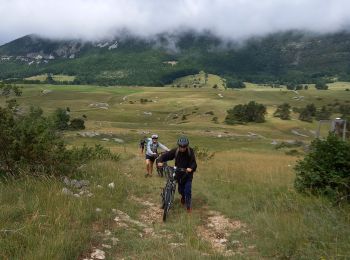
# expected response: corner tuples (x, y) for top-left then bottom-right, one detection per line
(157, 162), (163, 167)
(186, 168), (193, 173)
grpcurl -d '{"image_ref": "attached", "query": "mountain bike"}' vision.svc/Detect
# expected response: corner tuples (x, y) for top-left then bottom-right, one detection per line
(160, 166), (186, 222)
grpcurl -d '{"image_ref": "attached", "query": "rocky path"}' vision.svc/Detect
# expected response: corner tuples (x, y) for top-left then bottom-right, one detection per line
(80, 153), (257, 259)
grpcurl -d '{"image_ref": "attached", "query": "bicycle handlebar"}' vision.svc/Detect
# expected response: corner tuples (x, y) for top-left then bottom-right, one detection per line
(164, 165), (186, 173)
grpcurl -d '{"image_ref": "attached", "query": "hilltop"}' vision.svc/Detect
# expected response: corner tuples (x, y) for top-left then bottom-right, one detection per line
(1, 31), (350, 85)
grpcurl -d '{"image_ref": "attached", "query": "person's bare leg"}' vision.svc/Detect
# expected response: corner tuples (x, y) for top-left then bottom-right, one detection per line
(146, 159), (151, 176)
(149, 161), (154, 176)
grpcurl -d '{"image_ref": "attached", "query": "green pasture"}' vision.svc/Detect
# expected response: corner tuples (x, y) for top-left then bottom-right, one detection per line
(1, 83), (350, 259)
(25, 74), (76, 82)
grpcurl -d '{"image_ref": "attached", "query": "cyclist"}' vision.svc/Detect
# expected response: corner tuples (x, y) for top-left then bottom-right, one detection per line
(139, 136), (147, 154)
(157, 136), (197, 213)
(145, 134), (169, 177)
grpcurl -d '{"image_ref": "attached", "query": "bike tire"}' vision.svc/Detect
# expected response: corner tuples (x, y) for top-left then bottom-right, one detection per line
(163, 185), (173, 222)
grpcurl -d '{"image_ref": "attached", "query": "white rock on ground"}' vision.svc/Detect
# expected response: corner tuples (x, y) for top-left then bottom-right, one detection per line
(111, 237), (119, 245)
(62, 188), (73, 195)
(41, 89), (53, 95)
(63, 177), (70, 186)
(112, 138), (124, 143)
(96, 208), (102, 212)
(90, 249), (105, 259)
(108, 182), (115, 189)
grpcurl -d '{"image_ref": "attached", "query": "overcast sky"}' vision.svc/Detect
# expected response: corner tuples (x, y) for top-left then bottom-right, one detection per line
(1, 0), (350, 44)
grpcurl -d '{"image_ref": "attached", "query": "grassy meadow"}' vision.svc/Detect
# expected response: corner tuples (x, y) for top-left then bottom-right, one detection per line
(1, 82), (350, 259)
(25, 74), (76, 82)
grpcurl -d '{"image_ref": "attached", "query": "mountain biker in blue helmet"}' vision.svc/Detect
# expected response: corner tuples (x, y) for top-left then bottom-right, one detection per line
(145, 134), (169, 177)
(157, 136), (197, 213)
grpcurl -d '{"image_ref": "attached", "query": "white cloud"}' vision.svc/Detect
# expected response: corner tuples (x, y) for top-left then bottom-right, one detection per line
(1, 0), (350, 44)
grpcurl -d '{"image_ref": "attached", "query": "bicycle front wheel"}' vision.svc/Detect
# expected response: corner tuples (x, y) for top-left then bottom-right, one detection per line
(163, 185), (174, 222)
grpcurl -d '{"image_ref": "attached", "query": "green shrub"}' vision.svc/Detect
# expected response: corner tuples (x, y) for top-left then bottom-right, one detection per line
(275, 141), (304, 150)
(315, 81), (329, 90)
(225, 101), (267, 124)
(0, 105), (118, 177)
(285, 149), (301, 156)
(70, 118), (85, 130)
(226, 78), (246, 88)
(294, 134), (350, 202)
(274, 103), (291, 120)
(299, 104), (316, 122)
(315, 106), (332, 120)
(192, 146), (215, 160)
(53, 108), (70, 130)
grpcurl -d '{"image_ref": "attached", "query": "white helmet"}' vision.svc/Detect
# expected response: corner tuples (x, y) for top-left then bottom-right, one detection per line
(151, 134), (158, 139)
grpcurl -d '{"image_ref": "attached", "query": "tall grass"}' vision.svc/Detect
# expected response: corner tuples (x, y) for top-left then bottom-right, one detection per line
(197, 151), (350, 259)
(0, 160), (135, 259)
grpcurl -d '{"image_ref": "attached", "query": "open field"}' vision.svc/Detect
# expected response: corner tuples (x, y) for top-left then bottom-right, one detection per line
(1, 83), (350, 259)
(25, 74), (76, 82)
(170, 71), (226, 89)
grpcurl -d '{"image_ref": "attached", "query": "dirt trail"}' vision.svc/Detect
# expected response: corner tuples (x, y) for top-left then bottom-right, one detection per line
(82, 151), (256, 259)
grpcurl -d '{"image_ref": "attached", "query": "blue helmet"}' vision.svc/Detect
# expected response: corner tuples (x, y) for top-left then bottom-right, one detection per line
(177, 136), (189, 147)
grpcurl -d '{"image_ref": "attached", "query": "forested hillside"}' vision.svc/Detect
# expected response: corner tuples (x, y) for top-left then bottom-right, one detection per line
(1, 31), (350, 85)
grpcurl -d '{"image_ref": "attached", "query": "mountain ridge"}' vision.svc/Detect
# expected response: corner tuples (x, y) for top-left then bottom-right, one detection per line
(1, 30), (350, 85)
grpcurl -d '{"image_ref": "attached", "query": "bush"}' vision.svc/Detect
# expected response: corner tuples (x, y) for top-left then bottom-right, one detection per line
(225, 101), (266, 124)
(1, 106), (67, 176)
(294, 134), (350, 202)
(286, 83), (303, 90)
(315, 81), (329, 90)
(53, 108), (70, 130)
(205, 111), (214, 115)
(274, 103), (291, 120)
(315, 106), (332, 120)
(192, 146), (215, 160)
(70, 118), (85, 130)
(226, 78), (246, 89)
(299, 104), (316, 122)
(285, 149), (301, 156)
(0, 105), (118, 177)
(275, 141), (304, 150)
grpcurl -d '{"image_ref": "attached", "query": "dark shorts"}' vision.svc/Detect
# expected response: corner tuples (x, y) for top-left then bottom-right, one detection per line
(145, 154), (157, 162)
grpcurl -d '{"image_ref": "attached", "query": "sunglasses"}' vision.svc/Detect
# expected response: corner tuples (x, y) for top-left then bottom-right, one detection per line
(152, 138), (158, 140)
(178, 145), (188, 148)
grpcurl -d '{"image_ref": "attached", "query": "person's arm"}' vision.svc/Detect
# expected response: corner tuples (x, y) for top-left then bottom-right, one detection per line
(189, 148), (197, 172)
(158, 148), (176, 163)
(158, 142), (170, 152)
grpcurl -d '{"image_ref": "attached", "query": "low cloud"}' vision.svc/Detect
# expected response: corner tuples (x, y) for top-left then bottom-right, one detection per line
(1, 0), (350, 44)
